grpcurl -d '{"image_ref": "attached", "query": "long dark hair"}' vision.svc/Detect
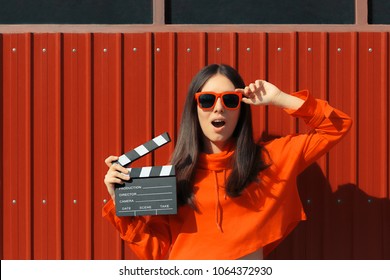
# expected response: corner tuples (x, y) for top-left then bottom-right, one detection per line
(171, 64), (270, 209)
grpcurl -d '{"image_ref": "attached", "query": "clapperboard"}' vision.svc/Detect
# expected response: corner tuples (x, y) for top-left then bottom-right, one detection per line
(114, 132), (177, 217)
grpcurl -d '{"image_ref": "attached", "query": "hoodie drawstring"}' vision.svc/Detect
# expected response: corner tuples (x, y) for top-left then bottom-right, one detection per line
(214, 170), (227, 232)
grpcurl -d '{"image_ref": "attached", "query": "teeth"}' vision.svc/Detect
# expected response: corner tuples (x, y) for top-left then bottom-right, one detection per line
(212, 120), (225, 128)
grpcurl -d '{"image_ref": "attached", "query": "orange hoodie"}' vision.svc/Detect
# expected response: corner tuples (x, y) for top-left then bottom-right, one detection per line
(102, 90), (352, 260)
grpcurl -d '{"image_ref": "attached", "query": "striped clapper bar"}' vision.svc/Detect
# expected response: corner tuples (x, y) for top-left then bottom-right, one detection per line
(114, 132), (177, 217)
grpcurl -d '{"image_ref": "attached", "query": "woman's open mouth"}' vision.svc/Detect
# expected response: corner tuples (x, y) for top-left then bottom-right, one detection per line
(212, 120), (226, 128)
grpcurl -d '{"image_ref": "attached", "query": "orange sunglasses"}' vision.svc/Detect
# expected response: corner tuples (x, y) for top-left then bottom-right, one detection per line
(194, 91), (242, 110)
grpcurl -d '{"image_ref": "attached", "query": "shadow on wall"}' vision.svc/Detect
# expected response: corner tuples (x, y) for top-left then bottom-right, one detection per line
(267, 163), (390, 260)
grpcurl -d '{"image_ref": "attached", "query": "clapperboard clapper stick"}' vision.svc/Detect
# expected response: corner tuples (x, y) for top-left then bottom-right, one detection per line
(114, 132), (177, 217)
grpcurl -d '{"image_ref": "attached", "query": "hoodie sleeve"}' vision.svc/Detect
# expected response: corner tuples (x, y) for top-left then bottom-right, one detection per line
(282, 90), (352, 173)
(102, 199), (171, 259)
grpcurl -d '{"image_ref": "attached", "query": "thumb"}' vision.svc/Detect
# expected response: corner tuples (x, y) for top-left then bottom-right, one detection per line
(241, 97), (255, 105)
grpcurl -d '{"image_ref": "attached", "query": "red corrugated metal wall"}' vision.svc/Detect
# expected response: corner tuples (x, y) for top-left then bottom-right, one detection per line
(1, 32), (389, 260)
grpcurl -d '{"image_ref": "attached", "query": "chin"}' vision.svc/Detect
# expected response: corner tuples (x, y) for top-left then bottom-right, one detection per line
(210, 135), (232, 147)
(202, 129), (235, 151)
(208, 134), (228, 142)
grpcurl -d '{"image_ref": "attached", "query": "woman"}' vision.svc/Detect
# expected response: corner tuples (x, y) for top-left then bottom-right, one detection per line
(103, 64), (352, 260)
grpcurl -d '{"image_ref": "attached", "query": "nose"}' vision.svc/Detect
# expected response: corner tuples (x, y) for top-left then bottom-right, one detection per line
(213, 97), (225, 112)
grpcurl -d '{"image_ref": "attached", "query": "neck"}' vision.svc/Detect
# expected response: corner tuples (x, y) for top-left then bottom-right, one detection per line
(202, 138), (234, 154)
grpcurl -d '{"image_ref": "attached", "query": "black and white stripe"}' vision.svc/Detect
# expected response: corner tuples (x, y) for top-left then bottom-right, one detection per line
(127, 165), (175, 178)
(117, 132), (171, 167)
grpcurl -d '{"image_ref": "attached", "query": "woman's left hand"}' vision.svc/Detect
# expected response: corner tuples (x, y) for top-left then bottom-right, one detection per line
(237, 80), (283, 106)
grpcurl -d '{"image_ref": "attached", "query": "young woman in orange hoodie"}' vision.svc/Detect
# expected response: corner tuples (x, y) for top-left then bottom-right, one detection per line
(103, 64), (352, 260)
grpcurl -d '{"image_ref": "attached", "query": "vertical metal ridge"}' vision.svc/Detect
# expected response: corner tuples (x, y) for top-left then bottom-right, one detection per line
(96, 33), (122, 260)
(354, 31), (387, 259)
(267, 32), (297, 136)
(0, 33), (3, 260)
(62, 33), (94, 259)
(237, 32), (267, 141)
(84, 33), (93, 260)
(122, 33), (154, 259)
(296, 31), (329, 259)
(32, 33), (63, 259)
(154, 32), (176, 166)
(2, 33), (33, 259)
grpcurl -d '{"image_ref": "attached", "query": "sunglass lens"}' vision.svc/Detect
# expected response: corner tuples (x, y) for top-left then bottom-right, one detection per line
(223, 94), (240, 108)
(199, 94), (216, 108)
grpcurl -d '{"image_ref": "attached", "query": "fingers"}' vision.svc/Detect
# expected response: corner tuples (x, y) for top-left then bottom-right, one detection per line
(104, 172), (129, 185)
(237, 80), (269, 106)
(104, 165), (130, 203)
(241, 85), (254, 98)
(105, 155), (131, 177)
(239, 80), (282, 106)
(107, 163), (130, 182)
(237, 85), (256, 105)
(104, 155), (131, 189)
(105, 155), (119, 167)
(111, 161), (129, 174)
(237, 80), (265, 98)
(241, 97), (255, 105)
(249, 82), (257, 93)
(104, 155), (131, 204)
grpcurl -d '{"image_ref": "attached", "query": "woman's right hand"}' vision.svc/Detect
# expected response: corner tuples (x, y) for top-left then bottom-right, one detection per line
(104, 156), (131, 204)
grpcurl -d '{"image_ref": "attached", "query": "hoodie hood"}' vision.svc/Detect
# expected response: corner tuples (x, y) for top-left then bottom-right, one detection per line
(196, 142), (235, 232)
(197, 141), (235, 171)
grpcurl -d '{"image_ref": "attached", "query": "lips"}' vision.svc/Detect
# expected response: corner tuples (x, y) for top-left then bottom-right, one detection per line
(211, 119), (226, 128)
